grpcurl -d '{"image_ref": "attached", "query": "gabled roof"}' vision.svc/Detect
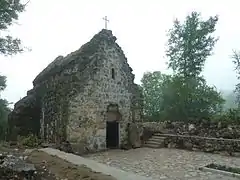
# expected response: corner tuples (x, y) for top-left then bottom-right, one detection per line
(33, 29), (119, 85)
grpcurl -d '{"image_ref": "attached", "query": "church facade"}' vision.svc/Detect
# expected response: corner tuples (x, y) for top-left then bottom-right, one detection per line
(10, 29), (143, 152)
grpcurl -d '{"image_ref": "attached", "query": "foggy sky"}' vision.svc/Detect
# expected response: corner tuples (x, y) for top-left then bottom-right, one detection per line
(0, 0), (239, 105)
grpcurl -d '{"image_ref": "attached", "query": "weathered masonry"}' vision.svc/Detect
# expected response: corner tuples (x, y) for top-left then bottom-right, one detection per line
(9, 29), (143, 152)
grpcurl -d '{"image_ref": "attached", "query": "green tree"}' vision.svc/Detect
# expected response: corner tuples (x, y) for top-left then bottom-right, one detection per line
(0, 0), (26, 55)
(163, 11), (224, 121)
(232, 50), (240, 106)
(0, 75), (6, 91)
(158, 75), (224, 121)
(0, 0), (27, 139)
(166, 11), (219, 78)
(141, 71), (171, 121)
(0, 75), (10, 139)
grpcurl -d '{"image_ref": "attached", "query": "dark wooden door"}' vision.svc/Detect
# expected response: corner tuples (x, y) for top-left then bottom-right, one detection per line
(106, 121), (119, 148)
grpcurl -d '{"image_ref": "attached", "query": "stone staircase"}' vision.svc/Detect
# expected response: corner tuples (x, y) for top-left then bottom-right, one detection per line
(144, 133), (166, 148)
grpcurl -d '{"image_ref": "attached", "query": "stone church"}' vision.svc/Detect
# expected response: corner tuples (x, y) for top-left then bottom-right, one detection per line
(9, 29), (143, 152)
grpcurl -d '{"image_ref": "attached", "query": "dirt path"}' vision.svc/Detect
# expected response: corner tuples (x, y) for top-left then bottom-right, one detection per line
(28, 150), (116, 180)
(0, 143), (116, 180)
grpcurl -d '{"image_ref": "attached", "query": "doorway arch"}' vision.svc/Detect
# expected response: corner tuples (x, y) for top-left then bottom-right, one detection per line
(106, 104), (121, 148)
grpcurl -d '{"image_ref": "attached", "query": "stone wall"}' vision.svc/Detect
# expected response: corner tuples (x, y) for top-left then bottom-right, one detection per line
(8, 89), (40, 140)
(35, 35), (108, 143)
(9, 29), (143, 153)
(163, 134), (240, 155)
(141, 121), (240, 139)
(66, 31), (141, 152)
(141, 121), (240, 154)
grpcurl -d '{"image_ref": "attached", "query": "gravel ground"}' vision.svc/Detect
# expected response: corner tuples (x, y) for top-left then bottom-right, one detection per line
(84, 148), (240, 180)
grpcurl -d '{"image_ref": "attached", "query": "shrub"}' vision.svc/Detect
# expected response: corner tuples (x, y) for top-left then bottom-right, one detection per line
(18, 134), (41, 147)
(212, 108), (240, 124)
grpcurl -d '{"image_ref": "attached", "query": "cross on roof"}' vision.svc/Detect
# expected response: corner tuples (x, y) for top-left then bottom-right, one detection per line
(103, 16), (109, 29)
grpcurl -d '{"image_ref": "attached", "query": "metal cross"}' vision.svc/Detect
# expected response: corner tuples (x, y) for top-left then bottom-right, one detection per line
(103, 16), (109, 29)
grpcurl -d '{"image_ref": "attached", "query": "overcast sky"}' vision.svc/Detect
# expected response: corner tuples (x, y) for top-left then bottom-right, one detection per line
(0, 0), (239, 105)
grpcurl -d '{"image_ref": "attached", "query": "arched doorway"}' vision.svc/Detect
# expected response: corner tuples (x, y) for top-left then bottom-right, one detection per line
(106, 104), (121, 148)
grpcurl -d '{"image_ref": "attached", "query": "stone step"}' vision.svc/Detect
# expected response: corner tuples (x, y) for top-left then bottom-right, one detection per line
(154, 133), (165, 137)
(147, 138), (165, 143)
(144, 143), (163, 148)
(146, 140), (164, 145)
(144, 133), (167, 149)
(150, 136), (166, 140)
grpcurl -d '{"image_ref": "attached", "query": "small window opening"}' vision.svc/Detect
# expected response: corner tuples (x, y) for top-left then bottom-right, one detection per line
(111, 68), (115, 79)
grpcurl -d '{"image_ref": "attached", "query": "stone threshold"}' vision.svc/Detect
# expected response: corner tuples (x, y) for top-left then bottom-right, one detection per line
(158, 133), (240, 142)
(199, 166), (240, 179)
(39, 148), (157, 180)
